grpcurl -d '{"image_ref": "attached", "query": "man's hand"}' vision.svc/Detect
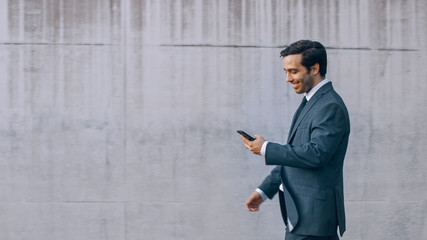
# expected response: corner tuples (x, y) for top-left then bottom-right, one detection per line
(241, 135), (266, 155)
(245, 191), (264, 212)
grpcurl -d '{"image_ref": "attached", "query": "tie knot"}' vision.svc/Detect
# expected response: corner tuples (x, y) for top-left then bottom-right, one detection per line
(301, 97), (307, 105)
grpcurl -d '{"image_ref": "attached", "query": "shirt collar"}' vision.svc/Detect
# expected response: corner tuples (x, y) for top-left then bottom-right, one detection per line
(305, 78), (329, 101)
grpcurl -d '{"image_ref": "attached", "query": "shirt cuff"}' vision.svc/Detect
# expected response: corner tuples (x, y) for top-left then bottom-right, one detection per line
(260, 141), (269, 156)
(255, 188), (268, 201)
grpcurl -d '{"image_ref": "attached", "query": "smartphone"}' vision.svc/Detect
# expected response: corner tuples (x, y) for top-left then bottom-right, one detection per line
(237, 130), (255, 141)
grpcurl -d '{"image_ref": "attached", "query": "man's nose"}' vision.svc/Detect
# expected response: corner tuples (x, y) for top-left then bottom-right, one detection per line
(286, 74), (292, 82)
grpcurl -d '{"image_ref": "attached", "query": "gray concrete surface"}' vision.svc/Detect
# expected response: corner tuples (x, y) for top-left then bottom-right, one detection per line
(0, 0), (426, 239)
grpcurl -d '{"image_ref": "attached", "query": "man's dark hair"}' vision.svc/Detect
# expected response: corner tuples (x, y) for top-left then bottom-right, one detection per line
(280, 40), (327, 77)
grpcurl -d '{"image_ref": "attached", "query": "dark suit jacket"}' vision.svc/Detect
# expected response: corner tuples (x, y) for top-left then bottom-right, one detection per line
(258, 82), (350, 237)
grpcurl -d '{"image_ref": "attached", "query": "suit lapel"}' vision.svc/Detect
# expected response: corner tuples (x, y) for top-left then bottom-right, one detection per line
(287, 82), (333, 143)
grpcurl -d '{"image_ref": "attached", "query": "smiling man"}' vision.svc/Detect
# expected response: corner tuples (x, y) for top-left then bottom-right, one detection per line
(241, 40), (350, 240)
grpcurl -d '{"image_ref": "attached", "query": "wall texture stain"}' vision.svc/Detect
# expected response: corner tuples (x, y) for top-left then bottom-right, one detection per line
(0, 0), (426, 239)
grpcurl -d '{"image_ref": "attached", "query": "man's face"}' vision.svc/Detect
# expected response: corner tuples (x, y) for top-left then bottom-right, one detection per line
(283, 54), (315, 94)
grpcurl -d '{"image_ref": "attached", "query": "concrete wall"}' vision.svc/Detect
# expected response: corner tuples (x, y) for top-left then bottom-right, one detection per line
(0, 0), (426, 239)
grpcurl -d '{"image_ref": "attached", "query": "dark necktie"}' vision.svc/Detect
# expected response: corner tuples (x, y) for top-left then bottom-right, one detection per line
(292, 97), (307, 126)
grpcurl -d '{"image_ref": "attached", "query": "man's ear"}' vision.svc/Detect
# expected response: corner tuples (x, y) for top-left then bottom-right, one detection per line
(310, 63), (320, 75)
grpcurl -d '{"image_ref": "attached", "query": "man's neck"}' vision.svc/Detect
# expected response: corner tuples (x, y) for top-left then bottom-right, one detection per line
(312, 76), (325, 89)
(305, 78), (329, 101)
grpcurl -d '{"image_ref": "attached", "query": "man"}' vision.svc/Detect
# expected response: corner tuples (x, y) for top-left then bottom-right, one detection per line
(241, 40), (350, 240)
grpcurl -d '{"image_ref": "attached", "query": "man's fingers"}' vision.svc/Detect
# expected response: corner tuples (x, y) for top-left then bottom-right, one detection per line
(242, 136), (252, 150)
(241, 135), (250, 144)
(245, 203), (258, 212)
(245, 191), (263, 212)
(241, 134), (263, 155)
(247, 205), (259, 212)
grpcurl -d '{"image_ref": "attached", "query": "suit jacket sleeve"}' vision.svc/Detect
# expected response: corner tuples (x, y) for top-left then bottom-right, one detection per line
(257, 166), (282, 199)
(266, 102), (348, 168)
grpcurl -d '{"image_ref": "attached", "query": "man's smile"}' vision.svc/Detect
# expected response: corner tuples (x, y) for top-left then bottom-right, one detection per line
(291, 81), (300, 89)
